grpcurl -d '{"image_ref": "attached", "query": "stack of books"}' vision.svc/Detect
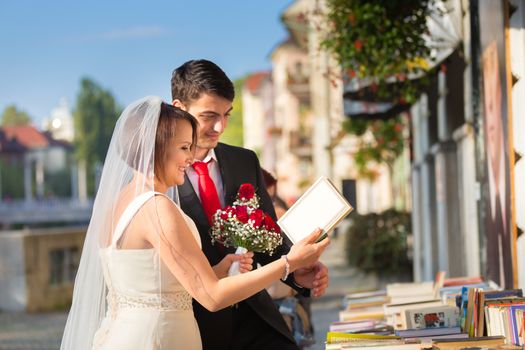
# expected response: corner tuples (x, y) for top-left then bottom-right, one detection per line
(339, 290), (389, 322)
(431, 335), (509, 349)
(325, 272), (525, 349)
(466, 288), (525, 345)
(395, 326), (466, 343)
(324, 332), (420, 350)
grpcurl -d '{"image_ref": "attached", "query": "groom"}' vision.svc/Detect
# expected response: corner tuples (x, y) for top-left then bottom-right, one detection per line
(172, 59), (329, 350)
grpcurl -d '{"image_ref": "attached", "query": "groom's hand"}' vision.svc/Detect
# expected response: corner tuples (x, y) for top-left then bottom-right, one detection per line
(293, 261), (329, 297)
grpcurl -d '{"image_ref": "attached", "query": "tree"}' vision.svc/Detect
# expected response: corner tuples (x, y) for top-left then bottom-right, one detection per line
(1, 104), (32, 126)
(74, 78), (120, 165)
(220, 78), (244, 147)
(73, 78), (120, 195)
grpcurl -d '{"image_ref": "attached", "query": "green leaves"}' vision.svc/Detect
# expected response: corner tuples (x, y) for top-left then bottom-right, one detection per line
(345, 209), (412, 277)
(220, 78), (244, 147)
(343, 115), (407, 179)
(321, 0), (436, 103)
(73, 78), (120, 195)
(73, 78), (120, 165)
(1, 104), (32, 126)
(315, 1), (438, 178)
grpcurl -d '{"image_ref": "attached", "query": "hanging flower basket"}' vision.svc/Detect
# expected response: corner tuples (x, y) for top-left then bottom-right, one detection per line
(321, 0), (440, 104)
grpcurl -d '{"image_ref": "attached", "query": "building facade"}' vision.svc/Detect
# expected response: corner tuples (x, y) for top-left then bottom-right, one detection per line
(0, 226), (85, 312)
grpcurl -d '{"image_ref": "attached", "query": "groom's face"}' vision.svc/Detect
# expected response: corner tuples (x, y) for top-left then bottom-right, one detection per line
(174, 93), (232, 158)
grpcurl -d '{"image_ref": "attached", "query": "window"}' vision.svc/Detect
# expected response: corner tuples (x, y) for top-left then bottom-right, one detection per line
(49, 247), (80, 286)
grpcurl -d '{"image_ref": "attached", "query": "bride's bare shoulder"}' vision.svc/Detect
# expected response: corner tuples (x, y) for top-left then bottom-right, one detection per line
(143, 194), (185, 223)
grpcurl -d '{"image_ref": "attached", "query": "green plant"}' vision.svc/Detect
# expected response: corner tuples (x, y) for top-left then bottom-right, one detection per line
(344, 114), (407, 179)
(220, 78), (244, 147)
(321, 0), (437, 104)
(0, 158), (24, 199)
(307, 1), (437, 178)
(345, 209), (412, 277)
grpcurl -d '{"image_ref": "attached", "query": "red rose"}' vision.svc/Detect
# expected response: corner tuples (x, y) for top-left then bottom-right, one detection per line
(220, 210), (229, 221)
(354, 39), (362, 51)
(235, 205), (249, 223)
(263, 215), (281, 233)
(238, 183), (255, 200)
(250, 209), (265, 228)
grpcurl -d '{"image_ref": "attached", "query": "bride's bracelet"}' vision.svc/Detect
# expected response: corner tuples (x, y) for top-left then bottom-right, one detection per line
(281, 255), (290, 281)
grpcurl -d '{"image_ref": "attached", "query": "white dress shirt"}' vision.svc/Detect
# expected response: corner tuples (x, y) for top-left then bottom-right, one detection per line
(185, 148), (225, 208)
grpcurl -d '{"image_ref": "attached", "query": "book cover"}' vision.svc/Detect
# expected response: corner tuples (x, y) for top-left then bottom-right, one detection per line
(464, 287), (479, 336)
(384, 299), (443, 329)
(277, 176), (353, 244)
(493, 304), (525, 345)
(339, 308), (385, 322)
(326, 343), (421, 350)
(443, 276), (484, 287)
(329, 320), (376, 332)
(326, 332), (400, 344)
(405, 305), (460, 329)
(477, 289), (523, 336)
(431, 335), (505, 349)
(344, 290), (387, 300)
(395, 326), (462, 338)
(386, 281), (435, 298)
(411, 332), (469, 344)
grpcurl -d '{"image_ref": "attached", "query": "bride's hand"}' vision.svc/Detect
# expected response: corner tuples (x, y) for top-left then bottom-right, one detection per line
(212, 251), (254, 278)
(286, 228), (330, 273)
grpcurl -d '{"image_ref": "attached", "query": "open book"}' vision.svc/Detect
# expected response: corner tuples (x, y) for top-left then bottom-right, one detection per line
(277, 176), (353, 244)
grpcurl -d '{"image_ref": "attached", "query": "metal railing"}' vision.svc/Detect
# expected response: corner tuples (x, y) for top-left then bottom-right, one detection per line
(0, 198), (94, 226)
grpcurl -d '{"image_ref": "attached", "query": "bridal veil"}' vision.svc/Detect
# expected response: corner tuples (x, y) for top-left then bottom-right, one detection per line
(60, 96), (181, 349)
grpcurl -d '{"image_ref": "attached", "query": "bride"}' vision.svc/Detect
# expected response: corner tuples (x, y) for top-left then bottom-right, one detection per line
(60, 96), (329, 350)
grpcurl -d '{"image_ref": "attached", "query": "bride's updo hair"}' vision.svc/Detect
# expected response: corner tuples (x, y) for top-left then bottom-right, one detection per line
(154, 103), (197, 179)
(118, 99), (197, 177)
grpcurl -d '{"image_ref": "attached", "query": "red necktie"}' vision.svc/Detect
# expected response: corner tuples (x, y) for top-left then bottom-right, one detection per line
(192, 160), (222, 225)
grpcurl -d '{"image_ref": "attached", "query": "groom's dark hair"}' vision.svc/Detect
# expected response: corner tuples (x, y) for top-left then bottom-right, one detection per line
(171, 59), (235, 105)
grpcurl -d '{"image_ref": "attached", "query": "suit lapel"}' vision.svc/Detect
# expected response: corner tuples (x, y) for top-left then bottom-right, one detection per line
(215, 143), (237, 206)
(177, 173), (208, 228)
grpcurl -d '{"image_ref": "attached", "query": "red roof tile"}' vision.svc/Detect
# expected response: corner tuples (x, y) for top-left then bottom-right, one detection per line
(244, 71), (271, 94)
(2, 125), (52, 149)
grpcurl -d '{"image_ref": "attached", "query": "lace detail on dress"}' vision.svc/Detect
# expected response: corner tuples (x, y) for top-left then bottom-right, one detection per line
(108, 291), (193, 312)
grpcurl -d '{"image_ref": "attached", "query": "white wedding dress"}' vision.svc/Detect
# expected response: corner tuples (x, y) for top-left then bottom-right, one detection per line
(91, 191), (202, 350)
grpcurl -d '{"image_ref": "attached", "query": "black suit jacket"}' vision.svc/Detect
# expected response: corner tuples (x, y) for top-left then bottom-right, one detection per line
(178, 143), (309, 349)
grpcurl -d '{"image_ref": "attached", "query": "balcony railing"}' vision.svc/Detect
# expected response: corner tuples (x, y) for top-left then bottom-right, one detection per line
(0, 198), (94, 226)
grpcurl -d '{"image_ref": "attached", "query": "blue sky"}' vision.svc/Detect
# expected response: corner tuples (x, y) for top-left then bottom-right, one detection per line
(0, 1), (291, 125)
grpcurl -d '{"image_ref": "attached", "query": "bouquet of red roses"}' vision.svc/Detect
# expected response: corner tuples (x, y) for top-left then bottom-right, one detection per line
(211, 183), (283, 275)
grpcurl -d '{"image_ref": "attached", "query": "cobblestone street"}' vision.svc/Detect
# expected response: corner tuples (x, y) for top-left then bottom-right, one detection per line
(0, 312), (67, 350)
(307, 230), (378, 350)
(0, 230), (378, 350)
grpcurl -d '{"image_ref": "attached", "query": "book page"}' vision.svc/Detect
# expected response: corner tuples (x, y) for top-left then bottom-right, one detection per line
(278, 177), (352, 244)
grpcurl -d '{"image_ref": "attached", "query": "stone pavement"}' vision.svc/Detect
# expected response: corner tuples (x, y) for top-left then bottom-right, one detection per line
(0, 312), (67, 350)
(306, 230), (379, 350)
(0, 230), (377, 350)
